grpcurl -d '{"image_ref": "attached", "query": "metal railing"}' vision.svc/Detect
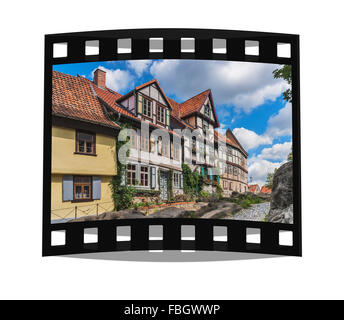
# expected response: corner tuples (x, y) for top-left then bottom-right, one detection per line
(51, 201), (114, 222)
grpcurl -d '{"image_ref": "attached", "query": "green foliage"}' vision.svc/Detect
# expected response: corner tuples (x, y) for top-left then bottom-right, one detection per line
(265, 168), (277, 189)
(109, 123), (136, 210)
(215, 181), (224, 199)
(182, 163), (204, 196)
(133, 201), (158, 209)
(288, 150), (293, 161)
(199, 190), (211, 198)
(230, 193), (263, 209)
(133, 189), (160, 197)
(273, 65), (292, 103)
(168, 169), (174, 201)
(110, 183), (136, 210)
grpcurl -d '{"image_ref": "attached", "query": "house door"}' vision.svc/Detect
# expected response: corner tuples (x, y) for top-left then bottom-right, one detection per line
(159, 171), (169, 200)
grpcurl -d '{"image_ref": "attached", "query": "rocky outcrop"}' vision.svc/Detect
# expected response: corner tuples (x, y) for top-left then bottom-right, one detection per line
(267, 161), (293, 223)
(148, 207), (185, 218)
(69, 209), (145, 222)
(200, 202), (242, 219)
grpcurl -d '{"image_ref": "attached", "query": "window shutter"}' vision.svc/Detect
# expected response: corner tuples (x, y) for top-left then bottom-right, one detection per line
(62, 176), (73, 201)
(201, 167), (205, 176)
(150, 167), (156, 189)
(92, 176), (101, 200)
(180, 173), (183, 189)
(137, 94), (143, 114)
(166, 109), (170, 127)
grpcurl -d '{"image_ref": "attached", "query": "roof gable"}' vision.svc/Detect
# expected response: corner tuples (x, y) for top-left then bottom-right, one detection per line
(117, 79), (173, 110)
(52, 71), (120, 129)
(179, 89), (220, 127)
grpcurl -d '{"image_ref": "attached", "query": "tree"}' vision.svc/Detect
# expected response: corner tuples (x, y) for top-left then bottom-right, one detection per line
(288, 150), (293, 161)
(265, 168), (277, 189)
(273, 65), (292, 103)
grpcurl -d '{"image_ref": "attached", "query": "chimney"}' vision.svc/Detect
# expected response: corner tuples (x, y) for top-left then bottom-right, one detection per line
(93, 68), (106, 88)
(225, 128), (232, 139)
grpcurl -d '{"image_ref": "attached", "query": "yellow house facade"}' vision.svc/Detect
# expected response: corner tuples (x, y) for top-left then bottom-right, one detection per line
(51, 71), (120, 222)
(51, 124), (117, 222)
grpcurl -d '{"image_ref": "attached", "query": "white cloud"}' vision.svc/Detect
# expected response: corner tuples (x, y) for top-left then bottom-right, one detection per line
(248, 158), (286, 188)
(217, 123), (227, 136)
(258, 142), (292, 161)
(266, 102), (292, 137)
(231, 101), (292, 151)
(232, 127), (272, 150)
(92, 66), (133, 92)
(150, 60), (289, 113)
(127, 60), (151, 77)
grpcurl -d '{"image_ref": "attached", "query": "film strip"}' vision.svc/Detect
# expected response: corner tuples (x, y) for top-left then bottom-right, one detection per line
(43, 28), (301, 257)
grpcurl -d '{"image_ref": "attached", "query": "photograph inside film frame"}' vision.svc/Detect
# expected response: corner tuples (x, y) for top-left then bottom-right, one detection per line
(51, 59), (293, 225)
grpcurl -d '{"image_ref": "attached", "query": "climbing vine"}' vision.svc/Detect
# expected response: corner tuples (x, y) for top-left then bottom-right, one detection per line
(168, 169), (173, 201)
(109, 123), (136, 210)
(182, 163), (204, 196)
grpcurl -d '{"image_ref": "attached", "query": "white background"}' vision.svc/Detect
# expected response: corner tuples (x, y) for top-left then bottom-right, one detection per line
(1, 0), (344, 300)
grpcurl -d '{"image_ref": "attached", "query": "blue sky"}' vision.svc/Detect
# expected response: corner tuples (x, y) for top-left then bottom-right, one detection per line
(53, 59), (292, 187)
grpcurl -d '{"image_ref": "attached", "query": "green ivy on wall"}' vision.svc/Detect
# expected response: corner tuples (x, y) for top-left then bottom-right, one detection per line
(182, 163), (204, 196)
(109, 122), (136, 211)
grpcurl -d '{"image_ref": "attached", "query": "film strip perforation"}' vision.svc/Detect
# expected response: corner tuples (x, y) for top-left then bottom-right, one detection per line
(47, 218), (299, 256)
(50, 30), (294, 65)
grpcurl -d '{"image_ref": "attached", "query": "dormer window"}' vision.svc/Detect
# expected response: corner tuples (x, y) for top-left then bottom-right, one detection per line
(204, 103), (211, 117)
(143, 97), (152, 118)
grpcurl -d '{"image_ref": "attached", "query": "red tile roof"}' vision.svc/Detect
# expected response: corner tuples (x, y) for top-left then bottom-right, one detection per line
(167, 97), (181, 118)
(52, 71), (120, 129)
(248, 184), (260, 193)
(260, 186), (272, 194)
(53, 72), (247, 155)
(179, 89), (210, 118)
(83, 77), (179, 136)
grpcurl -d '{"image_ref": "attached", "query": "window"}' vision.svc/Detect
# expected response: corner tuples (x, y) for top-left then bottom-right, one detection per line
(157, 104), (165, 124)
(173, 173), (181, 188)
(74, 176), (92, 200)
(192, 137), (197, 153)
(140, 166), (149, 186)
(76, 131), (95, 154)
(143, 97), (152, 118)
(202, 120), (209, 132)
(225, 164), (233, 175)
(141, 134), (149, 152)
(129, 130), (137, 148)
(204, 104), (211, 117)
(226, 147), (233, 162)
(127, 164), (136, 185)
(162, 141), (169, 157)
(158, 137), (162, 155)
(172, 141), (180, 160)
(150, 139), (156, 152)
(158, 137), (169, 157)
(233, 167), (238, 176)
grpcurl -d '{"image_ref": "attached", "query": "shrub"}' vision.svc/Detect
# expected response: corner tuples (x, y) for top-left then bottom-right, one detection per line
(110, 182), (136, 210)
(199, 190), (211, 198)
(182, 163), (204, 195)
